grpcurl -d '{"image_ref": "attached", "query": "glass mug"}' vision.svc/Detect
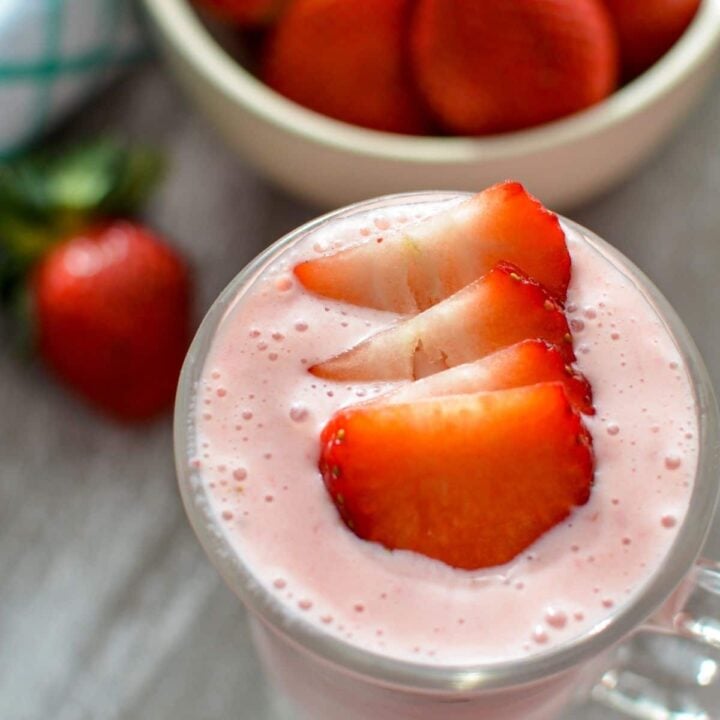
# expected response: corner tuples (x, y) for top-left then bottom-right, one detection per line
(174, 193), (720, 720)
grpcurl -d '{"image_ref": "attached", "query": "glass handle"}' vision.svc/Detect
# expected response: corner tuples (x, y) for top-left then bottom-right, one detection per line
(672, 558), (720, 649)
(579, 558), (720, 719)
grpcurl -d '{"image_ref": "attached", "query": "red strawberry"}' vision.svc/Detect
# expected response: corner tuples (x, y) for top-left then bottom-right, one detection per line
(192, 0), (289, 25)
(295, 182), (570, 310)
(33, 221), (191, 421)
(310, 263), (574, 381)
(0, 140), (192, 422)
(410, 0), (620, 135)
(603, 0), (700, 79)
(383, 339), (594, 415)
(320, 383), (594, 570)
(263, 0), (430, 134)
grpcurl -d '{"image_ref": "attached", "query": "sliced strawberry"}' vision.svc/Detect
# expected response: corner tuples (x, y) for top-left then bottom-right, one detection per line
(310, 263), (574, 381)
(321, 383), (594, 570)
(294, 182), (570, 311)
(383, 339), (594, 415)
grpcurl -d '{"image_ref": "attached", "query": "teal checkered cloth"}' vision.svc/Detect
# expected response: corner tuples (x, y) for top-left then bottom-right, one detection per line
(0, 0), (147, 157)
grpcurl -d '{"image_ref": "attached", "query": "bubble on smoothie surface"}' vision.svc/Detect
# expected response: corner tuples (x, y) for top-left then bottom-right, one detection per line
(289, 403), (309, 422)
(275, 275), (293, 292)
(544, 608), (568, 629)
(665, 455), (682, 470)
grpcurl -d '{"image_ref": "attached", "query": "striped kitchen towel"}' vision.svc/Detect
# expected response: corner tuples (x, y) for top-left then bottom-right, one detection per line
(0, 0), (147, 157)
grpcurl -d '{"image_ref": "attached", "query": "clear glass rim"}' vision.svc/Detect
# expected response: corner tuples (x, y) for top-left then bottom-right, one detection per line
(174, 192), (720, 693)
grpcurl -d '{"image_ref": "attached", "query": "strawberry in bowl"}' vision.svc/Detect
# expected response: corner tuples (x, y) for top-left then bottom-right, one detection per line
(188, 0), (703, 137)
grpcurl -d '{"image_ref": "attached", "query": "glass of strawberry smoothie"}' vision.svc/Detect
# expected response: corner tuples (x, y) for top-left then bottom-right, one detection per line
(175, 191), (720, 719)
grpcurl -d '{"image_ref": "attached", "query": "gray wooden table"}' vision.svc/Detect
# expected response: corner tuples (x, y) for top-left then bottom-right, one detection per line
(3, 63), (720, 720)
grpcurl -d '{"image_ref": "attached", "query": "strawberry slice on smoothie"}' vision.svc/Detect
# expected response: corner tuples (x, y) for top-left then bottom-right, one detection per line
(320, 383), (594, 570)
(310, 263), (574, 381)
(382, 339), (594, 415)
(311, 184), (595, 570)
(295, 181), (570, 310)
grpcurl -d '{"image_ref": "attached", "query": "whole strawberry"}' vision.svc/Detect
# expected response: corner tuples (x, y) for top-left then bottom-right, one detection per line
(0, 140), (192, 421)
(603, 0), (701, 79)
(410, 0), (620, 135)
(264, 0), (431, 134)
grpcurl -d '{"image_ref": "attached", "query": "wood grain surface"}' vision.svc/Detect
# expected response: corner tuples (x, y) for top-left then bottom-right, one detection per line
(2, 64), (720, 720)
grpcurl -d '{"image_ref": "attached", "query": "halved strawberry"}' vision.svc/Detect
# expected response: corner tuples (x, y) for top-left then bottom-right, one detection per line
(310, 263), (574, 381)
(294, 182), (570, 311)
(320, 383), (594, 570)
(383, 339), (594, 415)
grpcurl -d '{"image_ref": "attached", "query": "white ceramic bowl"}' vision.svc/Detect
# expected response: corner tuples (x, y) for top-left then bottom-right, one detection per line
(143, 0), (720, 209)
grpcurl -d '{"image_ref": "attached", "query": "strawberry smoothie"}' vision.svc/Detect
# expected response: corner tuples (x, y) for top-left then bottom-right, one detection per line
(187, 193), (698, 688)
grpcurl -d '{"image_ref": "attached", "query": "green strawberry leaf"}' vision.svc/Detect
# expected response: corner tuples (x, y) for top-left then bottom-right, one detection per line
(0, 138), (165, 306)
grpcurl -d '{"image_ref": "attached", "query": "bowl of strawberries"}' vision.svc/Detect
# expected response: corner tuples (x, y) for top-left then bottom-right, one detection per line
(143, 0), (720, 209)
